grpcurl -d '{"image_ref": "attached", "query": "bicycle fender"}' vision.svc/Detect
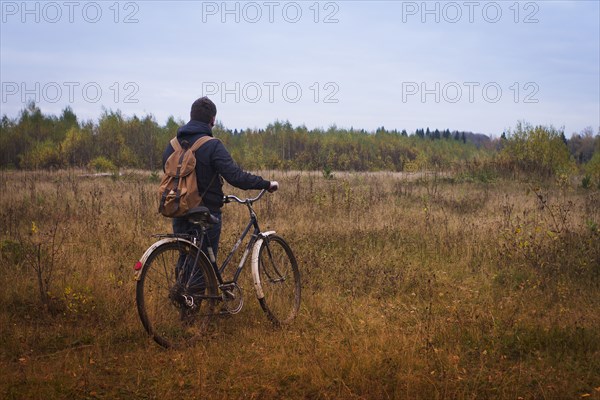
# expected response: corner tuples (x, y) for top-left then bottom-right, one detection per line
(251, 231), (276, 299)
(134, 237), (198, 281)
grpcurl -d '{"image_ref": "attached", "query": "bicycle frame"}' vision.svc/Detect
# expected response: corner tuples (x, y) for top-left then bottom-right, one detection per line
(199, 189), (271, 288)
(214, 208), (260, 285)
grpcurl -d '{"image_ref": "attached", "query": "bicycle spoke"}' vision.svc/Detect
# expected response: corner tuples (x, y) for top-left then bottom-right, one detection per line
(256, 235), (300, 326)
(262, 242), (287, 282)
(136, 242), (217, 348)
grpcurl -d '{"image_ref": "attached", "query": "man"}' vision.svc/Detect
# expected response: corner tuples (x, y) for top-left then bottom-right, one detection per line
(162, 96), (278, 263)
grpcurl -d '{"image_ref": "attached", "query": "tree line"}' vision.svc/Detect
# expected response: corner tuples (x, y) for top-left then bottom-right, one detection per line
(1, 103), (598, 184)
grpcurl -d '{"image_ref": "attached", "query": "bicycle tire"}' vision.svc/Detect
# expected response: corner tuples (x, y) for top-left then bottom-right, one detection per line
(256, 235), (301, 326)
(136, 241), (218, 348)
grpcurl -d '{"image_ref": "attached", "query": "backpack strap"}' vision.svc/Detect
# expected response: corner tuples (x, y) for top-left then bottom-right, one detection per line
(170, 135), (215, 153)
(190, 135), (215, 152)
(170, 137), (182, 152)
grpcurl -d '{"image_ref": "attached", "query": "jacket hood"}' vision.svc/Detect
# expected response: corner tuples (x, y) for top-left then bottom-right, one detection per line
(177, 120), (213, 138)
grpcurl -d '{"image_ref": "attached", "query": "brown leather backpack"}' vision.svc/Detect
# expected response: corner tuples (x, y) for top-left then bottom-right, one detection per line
(158, 136), (214, 217)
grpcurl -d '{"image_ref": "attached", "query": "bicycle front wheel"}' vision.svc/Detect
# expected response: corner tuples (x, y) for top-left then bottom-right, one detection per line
(256, 235), (301, 326)
(136, 241), (218, 348)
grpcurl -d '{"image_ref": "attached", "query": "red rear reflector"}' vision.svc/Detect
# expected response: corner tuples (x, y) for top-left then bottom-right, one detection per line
(134, 261), (143, 271)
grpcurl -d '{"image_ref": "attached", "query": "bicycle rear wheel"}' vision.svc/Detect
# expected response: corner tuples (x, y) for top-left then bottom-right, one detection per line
(136, 241), (217, 348)
(256, 235), (301, 326)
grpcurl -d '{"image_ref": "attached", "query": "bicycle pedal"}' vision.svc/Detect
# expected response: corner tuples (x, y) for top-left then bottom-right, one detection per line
(223, 289), (235, 300)
(218, 307), (233, 316)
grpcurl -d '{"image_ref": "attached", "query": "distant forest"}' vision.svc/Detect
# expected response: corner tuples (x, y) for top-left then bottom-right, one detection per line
(1, 103), (598, 183)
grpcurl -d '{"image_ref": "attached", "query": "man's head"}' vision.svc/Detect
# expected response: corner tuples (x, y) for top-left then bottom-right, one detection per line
(190, 97), (217, 126)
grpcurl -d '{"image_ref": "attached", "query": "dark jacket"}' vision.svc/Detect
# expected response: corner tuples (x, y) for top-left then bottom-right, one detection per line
(162, 120), (270, 211)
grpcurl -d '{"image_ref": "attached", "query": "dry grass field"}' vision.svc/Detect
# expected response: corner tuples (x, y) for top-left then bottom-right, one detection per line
(0, 169), (599, 399)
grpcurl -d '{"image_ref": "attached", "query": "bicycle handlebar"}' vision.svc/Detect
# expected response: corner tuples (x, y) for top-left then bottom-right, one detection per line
(223, 189), (268, 205)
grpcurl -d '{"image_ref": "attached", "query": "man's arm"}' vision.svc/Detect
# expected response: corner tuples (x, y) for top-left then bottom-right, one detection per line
(211, 140), (271, 190)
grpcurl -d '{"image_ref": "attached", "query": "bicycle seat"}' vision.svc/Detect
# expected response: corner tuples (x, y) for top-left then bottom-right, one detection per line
(185, 206), (219, 225)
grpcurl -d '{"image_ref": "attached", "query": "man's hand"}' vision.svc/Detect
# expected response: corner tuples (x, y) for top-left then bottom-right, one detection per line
(268, 181), (279, 192)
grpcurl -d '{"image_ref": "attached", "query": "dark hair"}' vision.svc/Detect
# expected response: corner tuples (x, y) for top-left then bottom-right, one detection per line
(190, 97), (217, 123)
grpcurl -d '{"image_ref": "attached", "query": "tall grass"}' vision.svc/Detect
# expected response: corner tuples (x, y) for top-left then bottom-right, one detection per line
(0, 169), (599, 399)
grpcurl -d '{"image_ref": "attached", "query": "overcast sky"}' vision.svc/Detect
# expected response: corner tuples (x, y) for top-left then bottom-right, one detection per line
(1, 0), (599, 136)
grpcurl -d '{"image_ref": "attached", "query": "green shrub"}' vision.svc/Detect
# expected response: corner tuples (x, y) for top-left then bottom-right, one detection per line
(500, 122), (574, 179)
(88, 156), (117, 173)
(19, 140), (64, 169)
(582, 174), (592, 189)
(149, 170), (161, 183)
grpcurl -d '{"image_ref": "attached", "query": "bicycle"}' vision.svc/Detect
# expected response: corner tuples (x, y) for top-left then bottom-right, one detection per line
(134, 189), (301, 348)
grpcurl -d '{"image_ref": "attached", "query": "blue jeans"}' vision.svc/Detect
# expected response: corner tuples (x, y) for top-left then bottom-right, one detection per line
(173, 210), (222, 267)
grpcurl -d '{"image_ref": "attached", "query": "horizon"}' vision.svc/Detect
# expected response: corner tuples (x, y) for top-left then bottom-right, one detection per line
(4, 101), (578, 141)
(15, 99), (594, 138)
